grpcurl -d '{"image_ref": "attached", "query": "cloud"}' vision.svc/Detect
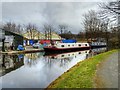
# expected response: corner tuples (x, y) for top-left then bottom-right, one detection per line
(1, 0), (117, 2)
(2, 0), (116, 33)
(0, 2), (2, 23)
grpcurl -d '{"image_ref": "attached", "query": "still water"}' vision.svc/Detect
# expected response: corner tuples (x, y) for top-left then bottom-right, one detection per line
(0, 47), (106, 88)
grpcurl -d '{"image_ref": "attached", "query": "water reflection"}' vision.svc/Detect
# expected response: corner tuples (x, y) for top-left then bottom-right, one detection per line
(44, 50), (90, 68)
(87, 47), (107, 58)
(1, 54), (24, 76)
(0, 47), (106, 88)
(24, 52), (44, 67)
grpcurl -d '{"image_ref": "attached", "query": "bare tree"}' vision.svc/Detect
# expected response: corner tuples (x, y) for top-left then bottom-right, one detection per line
(26, 23), (38, 39)
(16, 24), (20, 34)
(3, 22), (12, 32)
(3, 22), (22, 34)
(58, 24), (75, 39)
(43, 24), (54, 40)
(99, 1), (120, 48)
(99, 1), (120, 18)
(83, 10), (103, 42)
(58, 25), (67, 34)
(82, 9), (112, 49)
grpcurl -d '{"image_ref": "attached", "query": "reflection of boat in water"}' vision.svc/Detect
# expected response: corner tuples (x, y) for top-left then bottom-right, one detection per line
(44, 50), (90, 60)
(91, 47), (107, 53)
(87, 47), (107, 58)
(43, 50), (90, 68)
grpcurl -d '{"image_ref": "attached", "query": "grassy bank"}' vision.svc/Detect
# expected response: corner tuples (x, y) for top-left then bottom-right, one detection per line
(47, 49), (117, 88)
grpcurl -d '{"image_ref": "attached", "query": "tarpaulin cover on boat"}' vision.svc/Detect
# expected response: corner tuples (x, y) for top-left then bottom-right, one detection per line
(62, 39), (77, 43)
(40, 40), (51, 44)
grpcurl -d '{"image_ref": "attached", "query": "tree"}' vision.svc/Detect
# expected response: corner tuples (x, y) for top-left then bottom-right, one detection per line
(99, 1), (120, 17)
(3, 22), (22, 34)
(77, 31), (86, 41)
(58, 25), (67, 34)
(58, 24), (75, 39)
(82, 9), (111, 50)
(99, 1), (120, 48)
(43, 24), (54, 40)
(26, 23), (38, 39)
(83, 10), (103, 42)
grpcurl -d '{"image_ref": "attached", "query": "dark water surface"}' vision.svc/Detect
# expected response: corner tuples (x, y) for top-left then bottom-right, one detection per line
(0, 47), (106, 88)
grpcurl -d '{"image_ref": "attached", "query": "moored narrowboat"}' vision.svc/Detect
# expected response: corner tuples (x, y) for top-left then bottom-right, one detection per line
(44, 42), (90, 52)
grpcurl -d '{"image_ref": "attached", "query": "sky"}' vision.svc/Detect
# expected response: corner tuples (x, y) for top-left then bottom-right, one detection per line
(0, 0), (116, 34)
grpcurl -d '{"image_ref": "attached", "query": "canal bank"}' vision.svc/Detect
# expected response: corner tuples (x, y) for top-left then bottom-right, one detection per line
(0, 46), (44, 54)
(47, 49), (118, 88)
(1, 49), (44, 54)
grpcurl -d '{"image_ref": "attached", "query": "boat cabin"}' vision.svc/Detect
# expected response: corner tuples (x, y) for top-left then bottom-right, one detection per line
(55, 43), (90, 49)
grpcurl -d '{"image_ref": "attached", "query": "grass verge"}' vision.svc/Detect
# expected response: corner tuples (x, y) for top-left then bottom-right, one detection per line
(47, 49), (117, 88)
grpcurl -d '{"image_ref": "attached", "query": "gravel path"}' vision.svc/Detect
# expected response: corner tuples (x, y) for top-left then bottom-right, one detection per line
(95, 51), (118, 88)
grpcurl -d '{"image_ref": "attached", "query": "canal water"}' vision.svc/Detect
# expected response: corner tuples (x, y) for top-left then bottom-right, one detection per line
(0, 47), (106, 88)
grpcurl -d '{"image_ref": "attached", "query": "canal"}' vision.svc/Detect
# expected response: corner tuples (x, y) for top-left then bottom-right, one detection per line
(0, 47), (106, 88)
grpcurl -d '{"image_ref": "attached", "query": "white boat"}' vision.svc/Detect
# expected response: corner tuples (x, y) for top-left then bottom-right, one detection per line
(44, 42), (90, 52)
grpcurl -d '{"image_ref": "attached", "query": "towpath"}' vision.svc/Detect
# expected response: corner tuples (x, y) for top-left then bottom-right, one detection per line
(95, 50), (119, 88)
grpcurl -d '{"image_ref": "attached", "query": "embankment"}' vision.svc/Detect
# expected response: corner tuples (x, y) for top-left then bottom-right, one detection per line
(47, 49), (118, 88)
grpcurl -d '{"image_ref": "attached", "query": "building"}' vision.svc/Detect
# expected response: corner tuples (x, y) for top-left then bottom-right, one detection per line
(23, 30), (44, 40)
(0, 28), (23, 51)
(22, 30), (62, 45)
(44, 32), (62, 40)
(23, 30), (61, 40)
(0, 28), (4, 51)
(22, 30), (44, 45)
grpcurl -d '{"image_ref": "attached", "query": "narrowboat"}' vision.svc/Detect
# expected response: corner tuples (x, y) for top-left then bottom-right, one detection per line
(90, 42), (106, 48)
(44, 42), (90, 52)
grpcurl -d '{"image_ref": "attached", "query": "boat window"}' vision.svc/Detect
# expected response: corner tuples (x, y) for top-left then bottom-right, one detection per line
(79, 44), (81, 46)
(85, 44), (87, 46)
(61, 45), (64, 47)
(68, 45), (70, 47)
(72, 45), (74, 46)
(61, 55), (64, 57)
(51, 56), (54, 59)
(79, 52), (81, 54)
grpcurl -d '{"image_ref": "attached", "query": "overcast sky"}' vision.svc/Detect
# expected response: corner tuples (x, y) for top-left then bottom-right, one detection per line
(1, 0), (116, 33)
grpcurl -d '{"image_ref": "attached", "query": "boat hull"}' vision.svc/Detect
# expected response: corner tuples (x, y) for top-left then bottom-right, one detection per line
(44, 46), (90, 53)
(91, 45), (106, 49)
